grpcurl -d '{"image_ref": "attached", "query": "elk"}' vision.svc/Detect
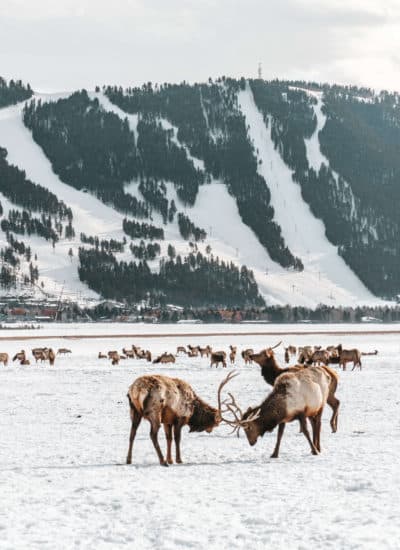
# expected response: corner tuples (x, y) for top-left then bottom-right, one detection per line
(199, 345), (212, 358)
(32, 347), (48, 362)
(308, 349), (330, 366)
(0, 352), (9, 366)
(126, 371), (238, 466)
(188, 349), (199, 357)
(122, 348), (135, 358)
(241, 348), (254, 365)
(153, 353), (175, 364)
(176, 346), (187, 355)
(210, 351), (227, 368)
(337, 344), (362, 371)
(108, 352), (120, 365)
(223, 367), (334, 458)
(98, 352), (107, 359)
(250, 342), (340, 433)
(284, 345), (297, 364)
(57, 348), (71, 355)
(13, 351), (26, 362)
(229, 346), (237, 364)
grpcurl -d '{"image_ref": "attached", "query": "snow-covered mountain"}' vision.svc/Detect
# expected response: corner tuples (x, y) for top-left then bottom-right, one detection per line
(0, 77), (397, 307)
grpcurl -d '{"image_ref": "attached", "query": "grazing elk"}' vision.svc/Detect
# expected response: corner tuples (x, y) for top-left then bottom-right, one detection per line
(337, 344), (362, 371)
(308, 349), (330, 366)
(0, 352), (9, 366)
(223, 367), (335, 457)
(122, 348), (135, 358)
(32, 347), (48, 362)
(153, 353), (175, 364)
(210, 350), (227, 368)
(250, 342), (340, 433)
(126, 371), (238, 466)
(176, 346), (187, 355)
(57, 348), (71, 355)
(98, 352), (107, 359)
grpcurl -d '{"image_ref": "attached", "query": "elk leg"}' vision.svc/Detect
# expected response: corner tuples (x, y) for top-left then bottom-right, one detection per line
(271, 423), (285, 458)
(173, 422), (183, 464)
(164, 424), (173, 464)
(314, 412), (322, 452)
(126, 409), (142, 465)
(299, 415), (319, 455)
(150, 422), (168, 466)
(327, 394), (340, 433)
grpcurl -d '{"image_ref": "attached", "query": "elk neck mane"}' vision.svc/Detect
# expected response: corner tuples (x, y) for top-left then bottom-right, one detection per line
(188, 395), (218, 432)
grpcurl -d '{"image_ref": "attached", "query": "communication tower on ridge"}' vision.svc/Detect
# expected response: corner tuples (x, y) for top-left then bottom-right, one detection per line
(258, 62), (262, 80)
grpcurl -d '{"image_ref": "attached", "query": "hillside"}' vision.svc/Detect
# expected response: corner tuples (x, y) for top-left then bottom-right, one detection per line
(0, 75), (398, 307)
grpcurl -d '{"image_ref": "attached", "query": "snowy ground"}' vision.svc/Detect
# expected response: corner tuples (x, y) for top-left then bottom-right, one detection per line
(0, 324), (399, 549)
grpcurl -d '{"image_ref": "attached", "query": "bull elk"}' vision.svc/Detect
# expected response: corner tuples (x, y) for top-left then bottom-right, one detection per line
(222, 367), (334, 458)
(126, 371), (238, 466)
(250, 342), (340, 433)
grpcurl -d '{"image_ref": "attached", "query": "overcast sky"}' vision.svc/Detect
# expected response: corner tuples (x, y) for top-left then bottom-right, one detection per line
(1, 0), (399, 92)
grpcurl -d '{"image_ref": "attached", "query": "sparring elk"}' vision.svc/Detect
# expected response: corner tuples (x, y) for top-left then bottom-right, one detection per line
(126, 371), (238, 466)
(250, 342), (340, 433)
(153, 353), (175, 364)
(210, 350), (227, 368)
(0, 352), (9, 366)
(222, 367), (336, 457)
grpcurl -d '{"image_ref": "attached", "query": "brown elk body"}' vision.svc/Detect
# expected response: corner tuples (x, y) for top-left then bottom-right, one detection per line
(241, 348), (254, 365)
(126, 372), (236, 466)
(250, 347), (340, 433)
(229, 348), (237, 364)
(153, 353), (175, 364)
(284, 345), (297, 364)
(225, 367), (333, 458)
(0, 352), (9, 366)
(210, 351), (227, 368)
(57, 348), (71, 355)
(337, 344), (362, 370)
(199, 346), (212, 358)
(176, 346), (187, 355)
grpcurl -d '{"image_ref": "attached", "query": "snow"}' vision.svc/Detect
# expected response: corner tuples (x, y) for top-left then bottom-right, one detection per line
(0, 323), (399, 549)
(237, 84), (382, 307)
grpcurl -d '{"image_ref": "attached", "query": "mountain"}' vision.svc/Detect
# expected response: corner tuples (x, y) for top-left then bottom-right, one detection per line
(0, 75), (398, 308)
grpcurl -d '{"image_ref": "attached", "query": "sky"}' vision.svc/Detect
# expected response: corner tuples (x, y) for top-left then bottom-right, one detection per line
(1, 0), (400, 92)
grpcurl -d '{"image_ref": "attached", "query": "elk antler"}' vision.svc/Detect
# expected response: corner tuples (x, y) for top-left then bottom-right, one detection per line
(217, 370), (240, 413)
(270, 340), (282, 350)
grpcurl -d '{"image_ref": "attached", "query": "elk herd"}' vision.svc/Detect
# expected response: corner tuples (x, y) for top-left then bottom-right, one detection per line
(1, 336), (378, 467)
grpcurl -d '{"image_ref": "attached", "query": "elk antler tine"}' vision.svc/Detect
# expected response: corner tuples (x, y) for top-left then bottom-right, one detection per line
(271, 340), (282, 350)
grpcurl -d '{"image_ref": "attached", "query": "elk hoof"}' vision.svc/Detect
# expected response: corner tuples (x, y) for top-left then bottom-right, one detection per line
(160, 461), (169, 467)
(176, 458), (183, 464)
(270, 453), (279, 459)
(167, 459), (173, 465)
(126, 458), (132, 465)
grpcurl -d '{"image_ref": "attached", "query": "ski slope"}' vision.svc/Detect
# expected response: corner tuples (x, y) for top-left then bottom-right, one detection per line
(0, 88), (388, 307)
(237, 83), (379, 306)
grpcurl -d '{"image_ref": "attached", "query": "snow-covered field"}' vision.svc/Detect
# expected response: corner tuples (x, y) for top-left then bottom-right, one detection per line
(1, 324), (398, 549)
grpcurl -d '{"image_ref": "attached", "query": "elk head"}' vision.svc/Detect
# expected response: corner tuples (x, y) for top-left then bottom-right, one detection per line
(218, 384), (261, 444)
